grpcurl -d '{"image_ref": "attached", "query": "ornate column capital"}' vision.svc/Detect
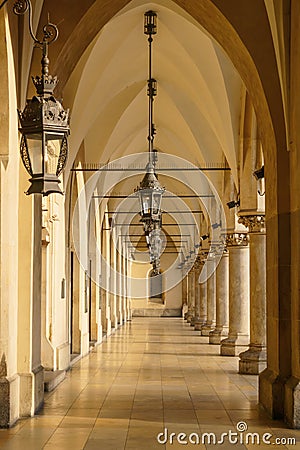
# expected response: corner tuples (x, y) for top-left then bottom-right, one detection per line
(213, 239), (227, 256)
(238, 215), (265, 233)
(194, 256), (202, 270)
(200, 250), (209, 262)
(225, 233), (249, 247)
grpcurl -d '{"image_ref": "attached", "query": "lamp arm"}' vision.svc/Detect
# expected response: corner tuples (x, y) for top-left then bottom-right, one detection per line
(13, 0), (58, 76)
(13, 0), (58, 46)
(13, 0), (40, 44)
(0, 0), (9, 10)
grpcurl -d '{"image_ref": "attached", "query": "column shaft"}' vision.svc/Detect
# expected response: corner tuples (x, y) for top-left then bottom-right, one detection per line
(198, 260), (207, 333)
(182, 275), (188, 319)
(209, 251), (229, 344)
(186, 269), (195, 323)
(239, 216), (266, 374)
(193, 261), (202, 330)
(221, 234), (250, 356)
(201, 256), (216, 336)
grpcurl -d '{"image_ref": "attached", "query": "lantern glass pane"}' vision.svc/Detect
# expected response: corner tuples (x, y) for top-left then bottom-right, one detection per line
(141, 192), (151, 215)
(152, 192), (162, 214)
(45, 133), (63, 175)
(26, 133), (43, 174)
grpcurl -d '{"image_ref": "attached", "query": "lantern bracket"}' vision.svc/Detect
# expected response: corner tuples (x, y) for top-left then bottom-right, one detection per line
(13, 0), (59, 94)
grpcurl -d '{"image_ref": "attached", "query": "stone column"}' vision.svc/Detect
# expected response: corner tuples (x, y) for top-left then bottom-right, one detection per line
(110, 235), (118, 330)
(186, 268), (195, 323)
(221, 233), (250, 356)
(201, 254), (216, 336)
(116, 248), (123, 326)
(182, 274), (188, 318)
(126, 250), (132, 321)
(101, 228), (111, 335)
(185, 270), (191, 322)
(238, 216), (266, 374)
(193, 257), (203, 330)
(209, 249), (229, 344)
(122, 243), (127, 323)
(197, 256), (207, 333)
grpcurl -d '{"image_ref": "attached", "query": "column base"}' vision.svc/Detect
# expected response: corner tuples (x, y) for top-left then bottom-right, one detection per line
(259, 368), (284, 419)
(19, 365), (44, 417)
(209, 327), (228, 344)
(0, 374), (19, 428)
(44, 369), (66, 392)
(105, 319), (112, 336)
(284, 376), (300, 428)
(220, 334), (249, 356)
(81, 332), (90, 356)
(239, 345), (266, 374)
(56, 342), (70, 371)
(186, 313), (193, 323)
(111, 314), (118, 330)
(190, 316), (196, 326)
(118, 312), (123, 325)
(194, 320), (205, 331)
(95, 324), (103, 344)
(201, 323), (214, 336)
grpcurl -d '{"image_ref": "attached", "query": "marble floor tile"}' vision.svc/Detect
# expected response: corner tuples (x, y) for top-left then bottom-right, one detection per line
(0, 318), (299, 449)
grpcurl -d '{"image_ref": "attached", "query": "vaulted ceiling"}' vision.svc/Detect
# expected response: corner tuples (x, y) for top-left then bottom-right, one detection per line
(18, 0), (284, 259)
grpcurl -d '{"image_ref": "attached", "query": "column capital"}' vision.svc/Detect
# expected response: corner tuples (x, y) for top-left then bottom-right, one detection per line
(212, 240), (227, 256)
(194, 256), (202, 270)
(225, 232), (249, 247)
(238, 215), (266, 233)
(200, 250), (209, 262)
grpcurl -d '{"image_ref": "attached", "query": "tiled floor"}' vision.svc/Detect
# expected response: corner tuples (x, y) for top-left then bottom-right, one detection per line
(0, 318), (299, 449)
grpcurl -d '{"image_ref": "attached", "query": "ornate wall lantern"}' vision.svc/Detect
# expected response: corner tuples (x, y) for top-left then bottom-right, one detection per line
(14, 0), (70, 195)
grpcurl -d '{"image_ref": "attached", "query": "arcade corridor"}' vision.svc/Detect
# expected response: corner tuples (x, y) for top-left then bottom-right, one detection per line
(0, 318), (298, 449)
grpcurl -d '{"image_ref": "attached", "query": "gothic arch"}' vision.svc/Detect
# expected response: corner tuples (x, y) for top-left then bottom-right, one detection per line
(33, 0), (291, 421)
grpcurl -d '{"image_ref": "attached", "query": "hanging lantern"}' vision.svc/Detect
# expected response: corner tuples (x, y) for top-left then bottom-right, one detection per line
(136, 162), (164, 223)
(144, 10), (157, 35)
(18, 76), (70, 195)
(13, 1), (70, 196)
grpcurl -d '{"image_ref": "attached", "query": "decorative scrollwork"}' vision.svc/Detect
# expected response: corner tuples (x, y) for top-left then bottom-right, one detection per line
(42, 22), (59, 45)
(56, 136), (68, 176)
(13, 0), (58, 47)
(20, 135), (33, 176)
(238, 215), (266, 233)
(225, 233), (249, 247)
(13, 0), (29, 15)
